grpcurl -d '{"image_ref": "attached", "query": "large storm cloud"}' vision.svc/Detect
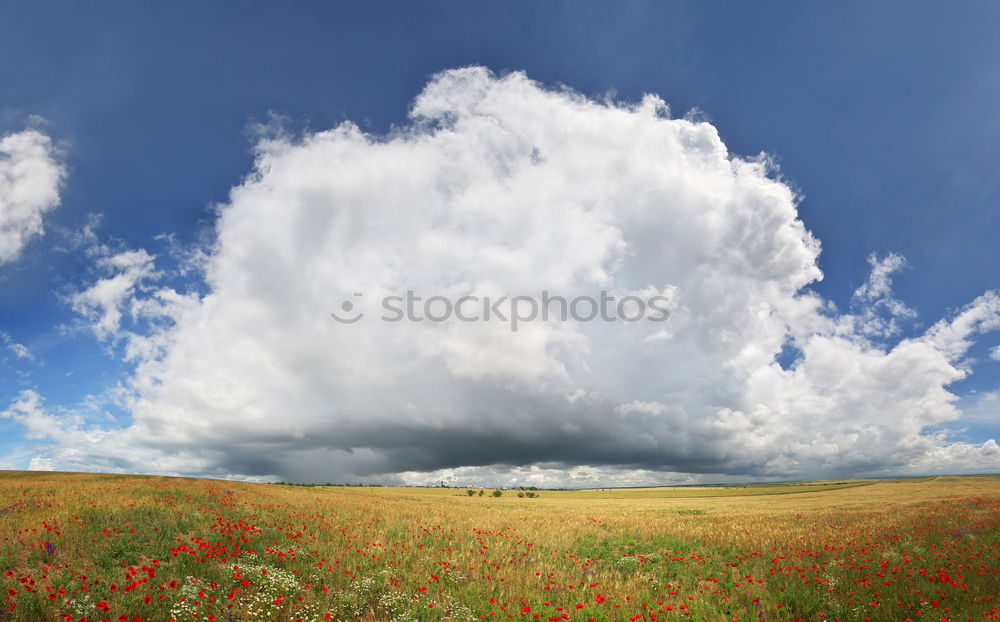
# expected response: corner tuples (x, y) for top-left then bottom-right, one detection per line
(8, 68), (1000, 485)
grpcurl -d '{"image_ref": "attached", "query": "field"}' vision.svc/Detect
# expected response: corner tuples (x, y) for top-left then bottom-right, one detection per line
(1, 473), (998, 621)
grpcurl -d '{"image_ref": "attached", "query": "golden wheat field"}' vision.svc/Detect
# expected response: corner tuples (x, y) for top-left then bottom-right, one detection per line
(0, 472), (998, 622)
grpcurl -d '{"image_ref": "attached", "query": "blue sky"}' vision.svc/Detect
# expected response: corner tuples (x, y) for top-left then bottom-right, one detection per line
(1, 2), (998, 485)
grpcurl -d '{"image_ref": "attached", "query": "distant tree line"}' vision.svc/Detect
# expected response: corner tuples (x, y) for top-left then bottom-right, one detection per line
(466, 489), (540, 498)
(270, 482), (386, 487)
(267, 481), (564, 492)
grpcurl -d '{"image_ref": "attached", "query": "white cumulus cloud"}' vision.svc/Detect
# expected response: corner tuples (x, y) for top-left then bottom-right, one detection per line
(11, 68), (1000, 485)
(0, 129), (64, 266)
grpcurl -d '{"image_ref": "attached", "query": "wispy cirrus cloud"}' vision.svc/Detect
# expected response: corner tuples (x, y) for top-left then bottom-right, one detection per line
(851, 252), (917, 338)
(1, 332), (32, 361)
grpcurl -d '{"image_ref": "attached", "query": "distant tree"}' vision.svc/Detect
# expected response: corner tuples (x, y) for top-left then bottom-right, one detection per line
(478, 490), (485, 496)
(491, 489), (503, 497)
(467, 489), (476, 496)
(517, 492), (525, 498)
